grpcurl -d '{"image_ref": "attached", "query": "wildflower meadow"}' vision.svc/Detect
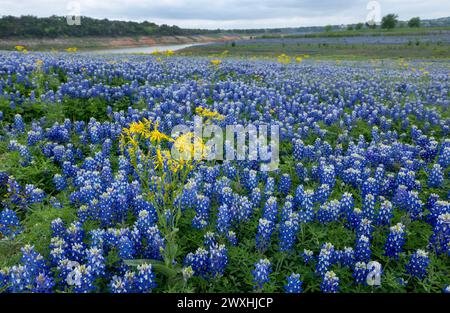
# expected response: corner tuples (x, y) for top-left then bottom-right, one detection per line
(0, 49), (448, 294)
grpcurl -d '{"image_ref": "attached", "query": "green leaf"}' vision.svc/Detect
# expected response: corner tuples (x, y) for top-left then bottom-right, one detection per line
(124, 259), (181, 278)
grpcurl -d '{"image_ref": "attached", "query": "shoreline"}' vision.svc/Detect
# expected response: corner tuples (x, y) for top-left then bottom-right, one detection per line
(0, 34), (245, 51)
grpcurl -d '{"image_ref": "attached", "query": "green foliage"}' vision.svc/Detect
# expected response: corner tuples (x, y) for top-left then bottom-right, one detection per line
(408, 17), (421, 28)
(0, 15), (218, 38)
(382, 14), (399, 30)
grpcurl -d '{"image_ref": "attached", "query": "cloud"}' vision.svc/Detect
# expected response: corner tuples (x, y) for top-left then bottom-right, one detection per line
(0, 0), (448, 29)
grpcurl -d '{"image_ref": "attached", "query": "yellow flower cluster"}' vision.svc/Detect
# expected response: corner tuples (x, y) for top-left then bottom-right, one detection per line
(66, 47), (78, 53)
(195, 107), (225, 121)
(210, 59), (222, 67)
(151, 50), (174, 57)
(277, 54), (291, 64)
(15, 45), (28, 53)
(120, 119), (208, 174)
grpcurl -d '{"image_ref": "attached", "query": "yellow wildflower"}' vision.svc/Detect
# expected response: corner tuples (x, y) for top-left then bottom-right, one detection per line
(149, 122), (172, 143)
(195, 107), (224, 121)
(210, 59), (222, 67)
(277, 54), (291, 64)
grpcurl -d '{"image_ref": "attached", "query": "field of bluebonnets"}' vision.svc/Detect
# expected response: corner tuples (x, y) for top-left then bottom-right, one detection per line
(0, 49), (449, 293)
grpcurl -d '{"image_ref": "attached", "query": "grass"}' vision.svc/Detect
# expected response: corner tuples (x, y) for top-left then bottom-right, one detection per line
(179, 42), (450, 60)
(259, 26), (450, 39)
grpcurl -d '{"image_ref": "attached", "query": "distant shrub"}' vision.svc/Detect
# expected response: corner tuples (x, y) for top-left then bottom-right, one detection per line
(408, 17), (421, 28)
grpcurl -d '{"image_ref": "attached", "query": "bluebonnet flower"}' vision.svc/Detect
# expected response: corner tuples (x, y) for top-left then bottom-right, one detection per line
(384, 223), (406, 259)
(216, 204), (231, 234)
(144, 226), (165, 260)
(362, 194), (376, 220)
(376, 200), (393, 226)
(347, 207), (363, 230)
(27, 129), (43, 146)
(355, 235), (371, 263)
(135, 263), (157, 293)
(295, 162), (307, 181)
(428, 164), (443, 188)
(250, 187), (262, 208)
(294, 184), (304, 208)
(429, 213), (450, 255)
(50, 197), (63, 209)
(51, 218), (66, 238)
(262, 196), (278, 222)
(203, 231), (217, 248)
(13, 114), (25, 134)
(264, 177), (275, 196)
(135, 208), (157, 233)
(252, 259), (272, 290)
(319, 165), (335, 187)
(284, 273), (303, 293)
(406, 249), (430, 280)
(53, 174), (67, 191)
(33, 273), (55, 293)
(86, 247), (105, 276)
(339, 192), (354, 220)
(118, 235), (135, 259)
(362, 177), (378, 198)
(314, 184), (331, 204)
(256, 218), (275, 252)
(293, 139), (304, 160)
(301, 249), (314, 264)
(438, 146), (450, 168)
(226, 230), (237, 246)
(279, 173), (291, 195)
(320, 271), (339, 293)
(192, 195), (211, 229)
(356, 218), (374, 240)
(246, 170), (259, 192)
(280, 201), (294, 222)
(406, 191), (423, 220)
(299, 189), (315, 223)
(278, 217), (299, 252)
(353, 262), (368, 285)
(316, 244), (334, 277)
(219, 186), (233, 207)
(340, 247), (355, 267)
(184, 248), (209, 278)
(25, 184), (45, 204)
(0, 209), (22, 239)
(209, 244), (228, 277)
(317, 200), (340, 224)
(223, 161), (237, 180)
(110, 273), (133, 293)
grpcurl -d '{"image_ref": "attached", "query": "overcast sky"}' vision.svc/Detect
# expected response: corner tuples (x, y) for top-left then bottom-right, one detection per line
(0, 0), (448, 29)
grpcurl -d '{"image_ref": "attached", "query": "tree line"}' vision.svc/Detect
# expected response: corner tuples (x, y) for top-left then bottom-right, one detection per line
(0, 15), (220, 38)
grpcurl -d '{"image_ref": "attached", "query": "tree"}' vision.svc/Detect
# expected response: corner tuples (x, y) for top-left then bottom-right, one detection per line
(408, 17), (421, 28)
(355, 23), (364, 30)
(324, 25), (333, 32)
(381, 14), (398, 30)
(347, 25), (354, 31)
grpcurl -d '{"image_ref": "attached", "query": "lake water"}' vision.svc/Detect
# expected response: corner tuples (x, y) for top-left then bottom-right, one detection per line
(86, 42), (209, 54)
